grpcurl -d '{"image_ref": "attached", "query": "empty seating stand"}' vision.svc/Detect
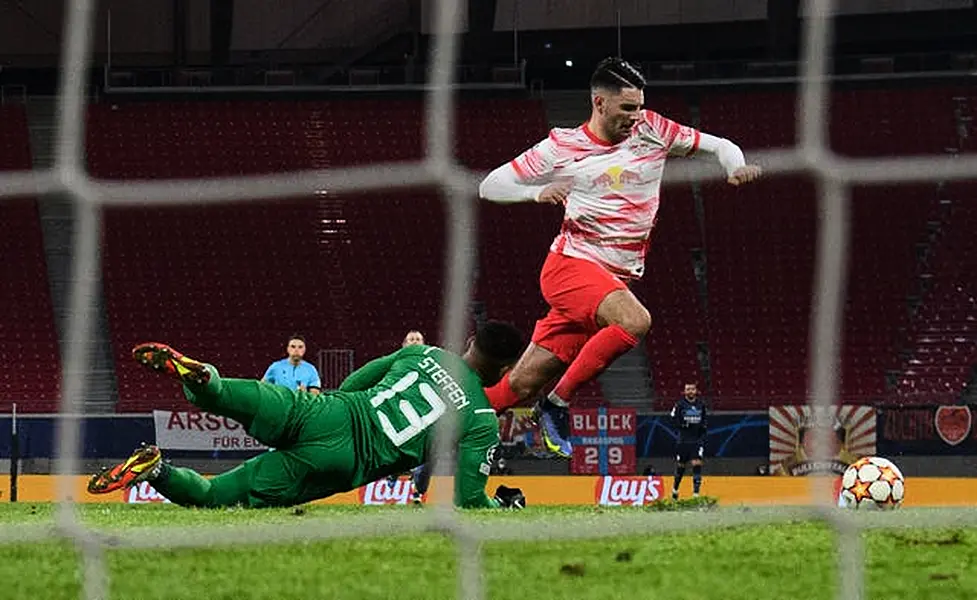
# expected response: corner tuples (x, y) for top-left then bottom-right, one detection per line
(85, 85), (976, 413)
(694, 85), (973, 408)
(85, 98), (593, 409)
(699, 91), (813, 407)
(0, 105), (61, 412)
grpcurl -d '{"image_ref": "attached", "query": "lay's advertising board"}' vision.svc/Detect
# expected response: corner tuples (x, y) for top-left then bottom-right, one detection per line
(2, 475), (976, 507)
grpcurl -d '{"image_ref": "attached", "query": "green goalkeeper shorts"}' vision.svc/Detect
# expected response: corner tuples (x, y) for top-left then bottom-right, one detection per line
(230, 391), (360, 507)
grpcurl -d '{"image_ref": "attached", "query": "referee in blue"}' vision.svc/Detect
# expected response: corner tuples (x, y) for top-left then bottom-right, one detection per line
(262, 334), (321, 394)
(670, 382), (707, 500)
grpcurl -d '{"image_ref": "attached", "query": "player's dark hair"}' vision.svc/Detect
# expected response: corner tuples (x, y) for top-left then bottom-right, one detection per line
(473, 320), (524, 365)
(590, 57), (646, 92)
(288, 334), (306, 345)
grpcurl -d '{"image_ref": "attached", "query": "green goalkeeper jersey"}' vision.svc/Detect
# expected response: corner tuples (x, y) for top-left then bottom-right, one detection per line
(338, 344), (500, 508)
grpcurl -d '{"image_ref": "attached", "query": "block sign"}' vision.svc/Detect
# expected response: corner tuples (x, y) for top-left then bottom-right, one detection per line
(569, 407), (637, 475)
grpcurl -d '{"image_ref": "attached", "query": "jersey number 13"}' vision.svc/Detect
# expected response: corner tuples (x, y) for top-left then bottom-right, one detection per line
(370, 371), (447, 446)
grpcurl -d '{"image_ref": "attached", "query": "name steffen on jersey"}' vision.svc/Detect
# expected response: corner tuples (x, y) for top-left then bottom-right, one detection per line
(418, 350), (470, 410)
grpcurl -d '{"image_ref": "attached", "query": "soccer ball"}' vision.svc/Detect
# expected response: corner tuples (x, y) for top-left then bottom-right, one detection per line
(838, 456), (905, 510)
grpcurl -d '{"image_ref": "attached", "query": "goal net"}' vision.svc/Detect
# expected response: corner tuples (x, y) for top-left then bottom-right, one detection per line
(1, 1), (976, 599)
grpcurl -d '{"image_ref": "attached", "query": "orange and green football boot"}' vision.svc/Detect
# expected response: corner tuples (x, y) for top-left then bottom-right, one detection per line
(87, 443), (162, 494)
(131, 342), (210, 386)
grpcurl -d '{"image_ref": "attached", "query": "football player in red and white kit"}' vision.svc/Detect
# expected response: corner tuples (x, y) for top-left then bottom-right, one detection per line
(478, 57), (761, 456)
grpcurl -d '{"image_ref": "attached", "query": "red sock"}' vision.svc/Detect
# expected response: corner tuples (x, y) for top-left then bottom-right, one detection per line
(485, 372), (521, 413)
(552, 324), (638, 402)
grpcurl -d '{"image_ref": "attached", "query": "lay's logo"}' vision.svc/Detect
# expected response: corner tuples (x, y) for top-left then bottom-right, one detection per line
(125, 481), (171, 504)
(360, 478), (420, 505)
(595, 475), (663, 506)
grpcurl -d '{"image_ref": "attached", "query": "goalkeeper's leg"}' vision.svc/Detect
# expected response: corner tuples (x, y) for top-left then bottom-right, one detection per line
(132, 342), (304, 448)
(155, 449), (313, 508)
(89, 444), (313, 508)
(150, 462), (252, 508)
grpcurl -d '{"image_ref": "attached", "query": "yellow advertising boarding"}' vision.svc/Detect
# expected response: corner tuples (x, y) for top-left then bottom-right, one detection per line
(1, 474), (974, 506)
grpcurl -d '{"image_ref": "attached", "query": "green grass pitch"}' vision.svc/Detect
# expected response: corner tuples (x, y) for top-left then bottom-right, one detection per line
(0, 502), (975, 600)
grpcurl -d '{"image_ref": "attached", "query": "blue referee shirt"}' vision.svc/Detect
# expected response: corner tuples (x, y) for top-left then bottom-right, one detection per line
(262, 359), (321, 391)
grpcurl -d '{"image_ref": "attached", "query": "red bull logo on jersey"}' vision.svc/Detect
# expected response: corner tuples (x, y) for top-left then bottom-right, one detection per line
(591, 166), (642, 191)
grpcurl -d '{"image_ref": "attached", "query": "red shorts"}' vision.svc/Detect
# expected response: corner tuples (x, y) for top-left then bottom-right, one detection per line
(531, 252), (628, 364)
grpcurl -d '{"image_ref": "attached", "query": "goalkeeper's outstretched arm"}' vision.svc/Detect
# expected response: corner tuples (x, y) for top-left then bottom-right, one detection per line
(454, 430), (526, 509)
(338, 348), (403, 392)
(454, 434), (501, 509)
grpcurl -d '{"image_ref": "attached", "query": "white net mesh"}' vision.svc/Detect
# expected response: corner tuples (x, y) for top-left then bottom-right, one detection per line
(1, 0), (976, 598)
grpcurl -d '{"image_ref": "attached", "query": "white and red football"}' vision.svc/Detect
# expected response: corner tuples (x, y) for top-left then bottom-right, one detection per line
(839, 456), (905, 510)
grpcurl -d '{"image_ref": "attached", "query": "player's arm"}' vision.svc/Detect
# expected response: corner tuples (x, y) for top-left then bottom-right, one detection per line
(455, 427), (525, 509)
(478, 134), (569, 205)
(639, 110), (761, 186)
(669, 402), (681, 426)
(696, 133), (764, 185)
(455, 428), (500, 508)
(338, 349), (403, 392)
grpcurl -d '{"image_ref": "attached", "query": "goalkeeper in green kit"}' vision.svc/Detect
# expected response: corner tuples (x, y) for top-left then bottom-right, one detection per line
(87, 321), (527, 509)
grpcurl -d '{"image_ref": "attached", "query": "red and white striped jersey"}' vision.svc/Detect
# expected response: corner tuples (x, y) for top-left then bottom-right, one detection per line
(508, 110), (700, 280)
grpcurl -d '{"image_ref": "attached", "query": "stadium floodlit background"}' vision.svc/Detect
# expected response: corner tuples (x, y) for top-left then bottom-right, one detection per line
(1, 0), (977, 598)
